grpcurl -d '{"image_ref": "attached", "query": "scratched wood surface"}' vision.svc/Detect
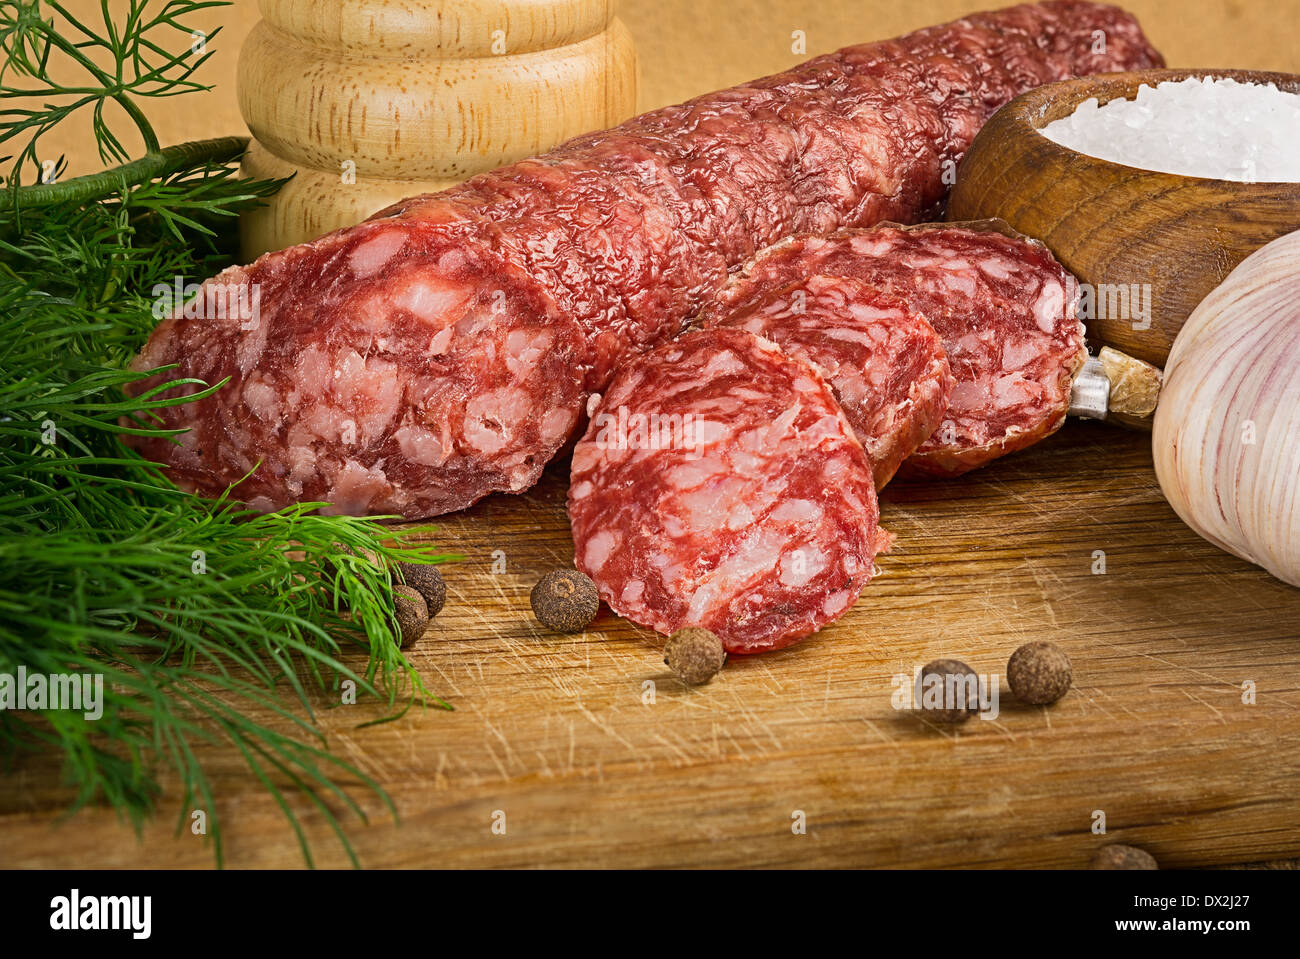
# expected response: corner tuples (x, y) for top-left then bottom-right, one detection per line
(3, 421), (1300, 868)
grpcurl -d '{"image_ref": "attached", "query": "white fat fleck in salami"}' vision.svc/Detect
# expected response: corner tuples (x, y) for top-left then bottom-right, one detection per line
(568, 328), (886, 654)
(705, 222), (1086, 477)
(700, 274), (953, 489)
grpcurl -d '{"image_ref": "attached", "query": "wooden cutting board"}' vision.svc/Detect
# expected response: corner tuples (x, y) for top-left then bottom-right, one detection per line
(3, 420), (1300, 868)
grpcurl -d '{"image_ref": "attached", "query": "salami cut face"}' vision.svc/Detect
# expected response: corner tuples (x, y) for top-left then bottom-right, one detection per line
(700, 275), (953, 489)
(705, 222), (1086, 476)
(130, 2), (1161, 517)
(131, 217), (588, 517)
(568, 328), (884, 654)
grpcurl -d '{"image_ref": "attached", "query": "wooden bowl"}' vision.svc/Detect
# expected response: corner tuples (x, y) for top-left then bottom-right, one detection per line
(947, 68), (1300, 367)
(237, 0), (637, 258)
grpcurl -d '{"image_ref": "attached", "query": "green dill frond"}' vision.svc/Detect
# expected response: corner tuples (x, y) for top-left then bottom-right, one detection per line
(1, 0), (227, 184)
(0, 0), (453, 867)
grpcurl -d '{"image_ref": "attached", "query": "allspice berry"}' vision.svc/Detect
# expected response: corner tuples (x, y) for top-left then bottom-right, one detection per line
(393, 584), (429, 649)
(530, 568), (600, 633)
(398, 562), (446, 618)
(919, 658), (980, 723)
(1090, 844), (1158, 870)
(322, 544), (382, 608)
(1007, 641), (1072, 705)
(324, 544), (380, 576)
(664, 628), (725, 685)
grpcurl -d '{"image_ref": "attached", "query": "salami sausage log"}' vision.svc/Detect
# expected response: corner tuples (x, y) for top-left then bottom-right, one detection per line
(568, 328), (886, 653)
(130, 2), (1161, 517)
(700, 276), (953, 489)
(704, 222), (1085, 476)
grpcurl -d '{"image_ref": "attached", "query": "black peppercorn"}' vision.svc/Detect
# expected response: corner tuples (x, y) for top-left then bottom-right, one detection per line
(398, 562), (446, 618)
(530, 568), (600, 632)
(664, 628), (725, 685)
(393, 584), (429, 649)
(1007, 641), (1072, 705)
(1090, 844), (1158, 870)
(919, 658), (980, 723)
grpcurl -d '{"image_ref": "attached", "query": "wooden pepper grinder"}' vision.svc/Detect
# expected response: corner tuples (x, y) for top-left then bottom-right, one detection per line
(236, 0), (638, 258)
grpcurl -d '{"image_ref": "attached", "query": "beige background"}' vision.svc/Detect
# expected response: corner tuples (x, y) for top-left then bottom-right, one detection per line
(35, 0), (1300, 178)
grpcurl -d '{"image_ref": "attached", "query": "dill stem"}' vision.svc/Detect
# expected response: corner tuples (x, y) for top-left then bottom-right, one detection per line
(9, 135), (250, 210)
(113, 91), (162, 154)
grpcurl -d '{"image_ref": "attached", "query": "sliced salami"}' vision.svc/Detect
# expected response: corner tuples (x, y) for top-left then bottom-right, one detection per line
(131, 2), (1160, 517)
(568, 328), (884, 654)
(700, 275), (953, 489)
(703, 222), (1085, 476)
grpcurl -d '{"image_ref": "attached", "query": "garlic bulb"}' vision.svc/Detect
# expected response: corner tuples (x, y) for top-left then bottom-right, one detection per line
(1153, 228), (1300, 586)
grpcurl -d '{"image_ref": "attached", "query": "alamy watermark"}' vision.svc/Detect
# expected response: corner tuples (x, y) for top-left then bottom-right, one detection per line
(50, 889), (150, 939)
(892, 665), (1001, 720)
(1078, 282), (1153, 331)
(152, 276), (261, 330)
(591, 405), (719, 456)
(0, 667), (103, 720)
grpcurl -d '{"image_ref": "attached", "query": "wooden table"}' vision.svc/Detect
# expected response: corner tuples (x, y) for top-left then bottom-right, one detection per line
(3, 422), (1299, 868)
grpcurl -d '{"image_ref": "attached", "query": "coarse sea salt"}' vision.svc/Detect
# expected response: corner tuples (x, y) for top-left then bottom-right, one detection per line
(1039, 76), (1300, 183)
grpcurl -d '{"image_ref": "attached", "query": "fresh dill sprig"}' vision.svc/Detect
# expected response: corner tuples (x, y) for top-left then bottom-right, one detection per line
(1, 0), (224, 184)
(0, 0), (454, 867)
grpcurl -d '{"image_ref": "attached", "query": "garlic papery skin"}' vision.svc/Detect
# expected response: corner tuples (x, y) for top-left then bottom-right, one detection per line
(1153, 227), (1300, 586)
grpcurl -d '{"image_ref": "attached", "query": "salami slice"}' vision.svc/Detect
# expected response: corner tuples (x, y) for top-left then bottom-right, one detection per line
(703, 222), (1085, 476)
(568, 328), (884, 654)
(700, 275), (953, 489)
(131, 2), (1160, 517)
